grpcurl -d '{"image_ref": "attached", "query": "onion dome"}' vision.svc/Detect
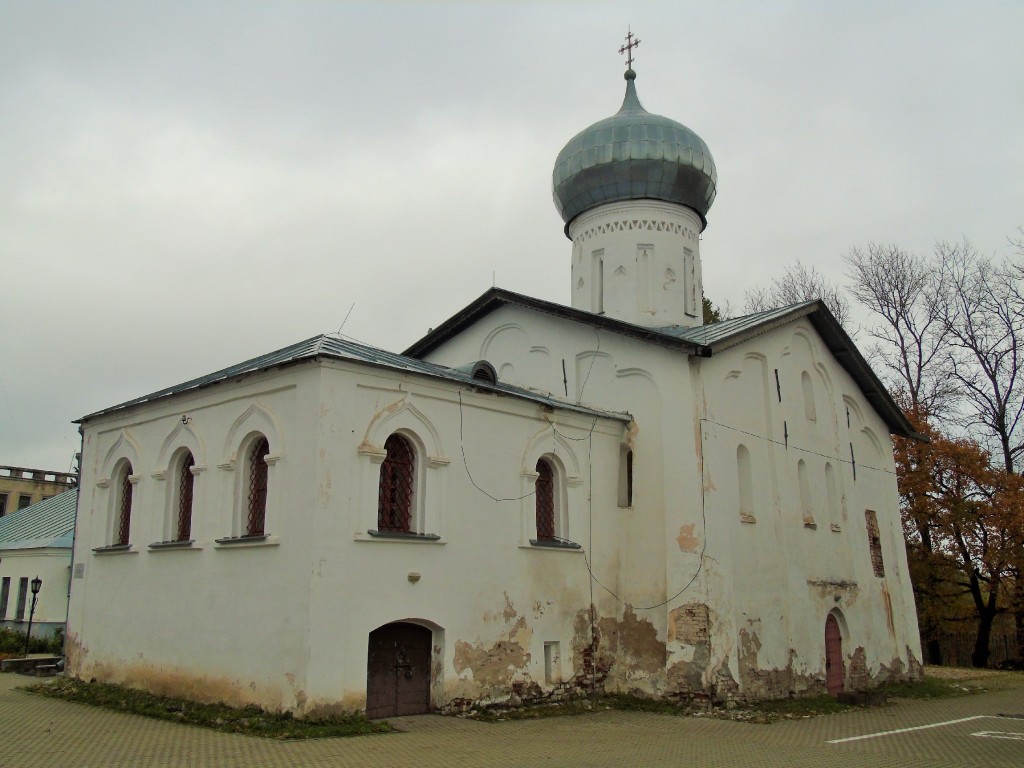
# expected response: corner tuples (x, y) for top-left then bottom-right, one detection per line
(552, 69), (717, 233)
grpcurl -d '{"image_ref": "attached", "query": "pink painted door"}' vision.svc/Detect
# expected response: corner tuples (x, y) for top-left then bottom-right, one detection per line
(825, 614), (844, 695)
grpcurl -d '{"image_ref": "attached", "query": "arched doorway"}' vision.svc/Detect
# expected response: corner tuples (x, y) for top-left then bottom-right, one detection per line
(366, 622), (433, 718)
(825, 614), (844, 695)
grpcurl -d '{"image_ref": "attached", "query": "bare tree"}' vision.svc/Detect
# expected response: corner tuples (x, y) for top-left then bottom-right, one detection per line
(743, 259), (851, 327)
(936, 241), (1024, 475)
(844, 244), (952, 416)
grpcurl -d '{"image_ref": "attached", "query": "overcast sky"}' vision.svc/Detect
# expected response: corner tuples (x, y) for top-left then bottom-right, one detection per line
(2, 1), (1022, 472)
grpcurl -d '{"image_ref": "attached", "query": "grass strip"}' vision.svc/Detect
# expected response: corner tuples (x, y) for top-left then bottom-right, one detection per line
(22, 678), (392, 739)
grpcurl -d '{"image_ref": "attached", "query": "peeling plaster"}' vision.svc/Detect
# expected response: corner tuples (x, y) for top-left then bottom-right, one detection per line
(453, 616), (532, 690)
(676, 523), (699, 553)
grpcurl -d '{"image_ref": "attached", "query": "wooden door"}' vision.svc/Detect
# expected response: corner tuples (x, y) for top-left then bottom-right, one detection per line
(825, 614), (844, 695)
(366, 623), (433, 718)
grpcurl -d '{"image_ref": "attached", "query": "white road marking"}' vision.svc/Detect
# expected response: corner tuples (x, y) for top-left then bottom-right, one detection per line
(972, 731), (1024, 740)
(827, 715), (1018, 744)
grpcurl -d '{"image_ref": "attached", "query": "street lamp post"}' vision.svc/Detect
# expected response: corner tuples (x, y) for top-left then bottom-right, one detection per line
(22, 576), (42, 658)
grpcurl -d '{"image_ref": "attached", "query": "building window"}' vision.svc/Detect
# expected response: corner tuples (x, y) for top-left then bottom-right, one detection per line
(0, 577), (9, 619)
(18, 494), (32, 510)
(114, 461), (134, 545)
(378, 433), (415, 533)
(684, 247), (697, 317)
(15, 577), (28, 621)
(175, 451), (195, 541)
(618, 446), (634, 508)
(246, 437), (269, 537)
(737, 444), (754, 522)
(865, 510), (885, 577)
(535, 458), (556, 541)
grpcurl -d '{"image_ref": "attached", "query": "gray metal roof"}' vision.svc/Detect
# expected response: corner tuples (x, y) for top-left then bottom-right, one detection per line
(656, 301), (822, 348)
(79, 335), (630, 424)
(0, 488), (77, 550)
(403, 288), (923, 441)
(552, 70), (717, 234)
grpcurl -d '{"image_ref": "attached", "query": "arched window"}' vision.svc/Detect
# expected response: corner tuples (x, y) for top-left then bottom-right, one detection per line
(246, 437), (269, 537)
(737, 444), (754, 521)
(175, 451), (195, 542)
(535, 458), (556, 541)
(114, 461), (134, 545)
(378, 434), (415, 533)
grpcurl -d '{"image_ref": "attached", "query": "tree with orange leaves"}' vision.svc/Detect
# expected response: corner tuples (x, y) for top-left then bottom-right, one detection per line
(896, 413), (1024, 667)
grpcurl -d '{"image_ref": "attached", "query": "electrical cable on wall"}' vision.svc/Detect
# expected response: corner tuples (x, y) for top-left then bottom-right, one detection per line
(699, 418), (897, 476)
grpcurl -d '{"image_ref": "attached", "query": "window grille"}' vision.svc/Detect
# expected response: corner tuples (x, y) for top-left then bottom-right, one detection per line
(378, 434), (415, 532)
(117, 463), (133, 545)
(176, 452), (195, 541)
(535, 459), (555, 540)
(247, 438), (269, 536)
(865, 510), (885, 577)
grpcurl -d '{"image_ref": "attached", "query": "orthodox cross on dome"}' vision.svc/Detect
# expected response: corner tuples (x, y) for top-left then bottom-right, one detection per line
(618, 27), (640, 69)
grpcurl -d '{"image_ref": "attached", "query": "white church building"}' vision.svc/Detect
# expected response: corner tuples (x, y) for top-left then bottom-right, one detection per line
(66, 62), (923, 718)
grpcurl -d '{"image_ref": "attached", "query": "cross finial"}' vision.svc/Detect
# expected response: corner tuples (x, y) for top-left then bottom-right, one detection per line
(618, 27), (640, 70)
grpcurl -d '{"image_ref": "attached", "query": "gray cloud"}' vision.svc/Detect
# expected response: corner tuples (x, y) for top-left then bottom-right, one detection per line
(2, 1), (1022, 469)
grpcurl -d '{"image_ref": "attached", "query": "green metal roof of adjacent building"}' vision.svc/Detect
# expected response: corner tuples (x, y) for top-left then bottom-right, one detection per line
(552, 69), (717, 234)
(0, 487), (77, 550)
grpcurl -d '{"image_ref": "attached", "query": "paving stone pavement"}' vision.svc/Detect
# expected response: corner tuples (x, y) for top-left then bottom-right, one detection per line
(1, 672), (1022, 768)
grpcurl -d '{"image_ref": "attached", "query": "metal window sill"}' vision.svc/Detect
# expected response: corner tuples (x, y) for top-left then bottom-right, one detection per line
(92, 544), (135, 555)
(148, 540), (200, 550)
(358, 530), (444, 543)
(526, 539), (582, 550)
(214, 535), (278, 549)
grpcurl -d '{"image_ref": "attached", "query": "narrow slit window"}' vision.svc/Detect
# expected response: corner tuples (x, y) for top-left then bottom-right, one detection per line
(591, 251), (604, 314)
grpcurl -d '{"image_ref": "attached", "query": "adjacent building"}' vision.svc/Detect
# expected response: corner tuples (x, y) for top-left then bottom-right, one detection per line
(0, 488), (77, 638)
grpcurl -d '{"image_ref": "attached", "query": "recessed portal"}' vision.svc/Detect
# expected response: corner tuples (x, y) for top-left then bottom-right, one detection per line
(366, 622), (433, 718)
(825, 614), (845, 695)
